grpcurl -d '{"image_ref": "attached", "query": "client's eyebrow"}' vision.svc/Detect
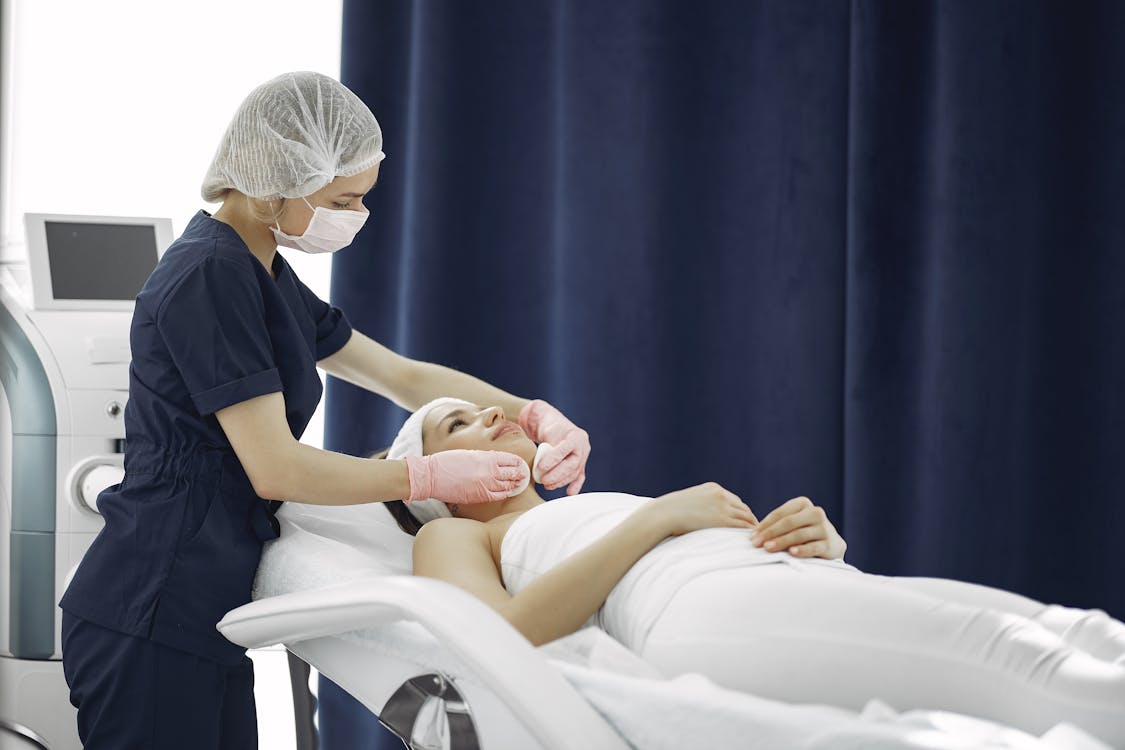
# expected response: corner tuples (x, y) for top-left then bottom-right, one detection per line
(437, 409), (468, 432)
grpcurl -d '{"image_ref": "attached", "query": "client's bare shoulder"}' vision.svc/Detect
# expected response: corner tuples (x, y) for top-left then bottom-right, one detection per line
(413, 517), (493, 577)
(413, 513), (528, 575)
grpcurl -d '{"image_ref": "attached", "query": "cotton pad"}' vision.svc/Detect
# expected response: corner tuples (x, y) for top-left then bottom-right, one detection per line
(532, 442), (554, 484)
(506, 443), (552, 497)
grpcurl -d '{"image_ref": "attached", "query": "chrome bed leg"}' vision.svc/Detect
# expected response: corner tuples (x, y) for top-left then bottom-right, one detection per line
(379, 673), (480, 750)
(286, 650), (319, 750)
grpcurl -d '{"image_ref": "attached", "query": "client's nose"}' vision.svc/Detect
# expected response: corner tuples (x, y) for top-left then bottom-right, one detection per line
(481, 406), (504, 426)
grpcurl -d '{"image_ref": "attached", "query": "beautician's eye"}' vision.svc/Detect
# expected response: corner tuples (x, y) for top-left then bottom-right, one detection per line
(448, 419), (466, 433)
(332, 201), (351, 209)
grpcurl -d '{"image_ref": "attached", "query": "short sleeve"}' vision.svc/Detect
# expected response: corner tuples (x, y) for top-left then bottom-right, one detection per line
(156, 257), (283, 416)
(293, 274), (354, 360)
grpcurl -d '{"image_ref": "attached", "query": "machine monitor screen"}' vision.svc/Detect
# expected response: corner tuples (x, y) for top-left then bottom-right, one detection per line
(23, 213), (173, 311)
(45, 221), (159, 300)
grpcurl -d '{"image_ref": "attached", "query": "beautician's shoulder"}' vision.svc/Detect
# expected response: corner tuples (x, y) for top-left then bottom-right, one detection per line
(139, 229), (268, 321)
(140, 247), (261, 324)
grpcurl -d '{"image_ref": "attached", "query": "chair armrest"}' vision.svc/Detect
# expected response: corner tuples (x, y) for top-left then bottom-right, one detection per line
(218, 576), (629, 750)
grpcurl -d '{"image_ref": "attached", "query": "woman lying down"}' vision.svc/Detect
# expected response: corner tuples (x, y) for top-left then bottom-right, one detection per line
(378, 397), (1125, 746)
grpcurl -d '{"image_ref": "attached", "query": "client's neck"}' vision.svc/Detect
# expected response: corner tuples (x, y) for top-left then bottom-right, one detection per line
(454, 484), (543, 523)
(492, 484), (545, 518)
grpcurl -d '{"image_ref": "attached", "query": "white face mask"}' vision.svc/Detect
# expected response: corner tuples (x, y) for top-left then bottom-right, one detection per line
(272, 196), (369, 254)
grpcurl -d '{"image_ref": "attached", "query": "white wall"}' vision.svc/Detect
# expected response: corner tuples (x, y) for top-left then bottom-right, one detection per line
(3, 1), (345, 746)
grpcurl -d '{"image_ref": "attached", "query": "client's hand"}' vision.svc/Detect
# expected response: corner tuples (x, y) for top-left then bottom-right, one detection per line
(751, 496), (847, 560)
(518, 399), (591, 495)
(647, 482), (760, 536)
(404, 450), (530, 505)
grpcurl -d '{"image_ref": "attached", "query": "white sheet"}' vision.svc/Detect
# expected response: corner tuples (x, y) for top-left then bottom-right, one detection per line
(540, 628), (1113, 750)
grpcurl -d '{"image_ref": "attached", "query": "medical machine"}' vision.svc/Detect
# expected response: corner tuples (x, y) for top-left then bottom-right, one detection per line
(0, 213), (171, 749)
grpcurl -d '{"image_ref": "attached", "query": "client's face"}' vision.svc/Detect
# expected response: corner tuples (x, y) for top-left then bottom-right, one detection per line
(422, 403), (537, 467)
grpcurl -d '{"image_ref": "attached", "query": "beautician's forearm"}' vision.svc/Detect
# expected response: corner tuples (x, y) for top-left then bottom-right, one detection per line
(403, 360), (529, 418)
(502, 511), (669, 646)
(262, 441), (411, 505)
(317, 332), (529, 416)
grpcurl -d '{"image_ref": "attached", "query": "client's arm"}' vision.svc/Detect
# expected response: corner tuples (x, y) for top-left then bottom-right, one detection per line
(413, 483), (757, 646)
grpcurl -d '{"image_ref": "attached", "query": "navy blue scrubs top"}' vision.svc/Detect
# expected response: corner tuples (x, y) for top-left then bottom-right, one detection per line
(59, 209), (353, 664)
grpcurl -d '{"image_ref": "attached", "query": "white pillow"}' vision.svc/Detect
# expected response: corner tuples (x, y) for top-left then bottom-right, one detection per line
(253, 501), (415, 601)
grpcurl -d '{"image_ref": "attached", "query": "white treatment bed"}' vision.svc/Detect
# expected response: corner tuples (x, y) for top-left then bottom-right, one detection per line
(217, 501), (1113, 750)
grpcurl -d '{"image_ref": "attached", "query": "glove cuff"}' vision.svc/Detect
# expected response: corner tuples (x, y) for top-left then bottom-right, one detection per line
(403, 455), (432, 503)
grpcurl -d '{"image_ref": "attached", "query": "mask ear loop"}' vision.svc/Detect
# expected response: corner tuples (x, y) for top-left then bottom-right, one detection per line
(275, 196), (318, 236)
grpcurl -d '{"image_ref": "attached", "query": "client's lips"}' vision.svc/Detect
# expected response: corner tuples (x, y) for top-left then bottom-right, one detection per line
(491, 422), (521, 441)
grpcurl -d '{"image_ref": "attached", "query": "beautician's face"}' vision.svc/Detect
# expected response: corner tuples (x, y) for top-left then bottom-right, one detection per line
(422, 403), (537, 466)
(274, 162), (381, 236)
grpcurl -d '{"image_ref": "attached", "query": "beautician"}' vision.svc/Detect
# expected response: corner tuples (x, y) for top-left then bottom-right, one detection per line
(57, 71), (591, 749)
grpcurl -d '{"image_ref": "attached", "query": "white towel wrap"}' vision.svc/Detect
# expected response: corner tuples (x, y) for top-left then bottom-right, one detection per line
(499, 492), (859, 652)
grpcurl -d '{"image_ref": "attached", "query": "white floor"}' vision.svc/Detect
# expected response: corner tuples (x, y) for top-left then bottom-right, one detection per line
(249, 646), (319, 750)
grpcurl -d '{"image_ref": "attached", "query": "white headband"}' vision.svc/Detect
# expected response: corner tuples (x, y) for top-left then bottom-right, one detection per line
(388, 397), (474, 525)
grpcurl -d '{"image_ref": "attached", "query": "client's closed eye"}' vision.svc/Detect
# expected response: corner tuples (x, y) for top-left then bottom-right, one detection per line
(448, 418), (466, 433)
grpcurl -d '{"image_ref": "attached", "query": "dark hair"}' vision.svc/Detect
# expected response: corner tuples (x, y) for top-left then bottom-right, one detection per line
(369, 447), (425, 536)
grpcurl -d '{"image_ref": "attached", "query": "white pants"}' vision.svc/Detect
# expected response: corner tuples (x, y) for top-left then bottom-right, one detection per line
(638, 562), (1125, 746)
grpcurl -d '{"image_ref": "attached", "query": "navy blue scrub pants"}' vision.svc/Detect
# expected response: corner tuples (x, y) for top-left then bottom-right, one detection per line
(61, 612), (257, 749)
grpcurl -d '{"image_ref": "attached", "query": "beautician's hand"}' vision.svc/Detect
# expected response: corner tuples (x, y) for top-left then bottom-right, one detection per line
(751, 496), (847, 560)
(518, 399), (591, 494)
(404, 450), (530, 505)
(646, 482), (760, 536)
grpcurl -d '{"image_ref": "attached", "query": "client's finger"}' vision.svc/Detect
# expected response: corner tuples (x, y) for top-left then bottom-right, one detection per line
(762, 525), (820, 552)
(788, 540), (828, 558)
(755, 496), (813, 533)
(753, 504), (817, 545)
(731, 500), (759, 525)
(733, 509), (758, 527)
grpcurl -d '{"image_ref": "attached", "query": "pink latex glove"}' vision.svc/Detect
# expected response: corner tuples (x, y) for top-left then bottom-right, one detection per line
(518, 399), (591, 494)
(404, 450), (530, 504)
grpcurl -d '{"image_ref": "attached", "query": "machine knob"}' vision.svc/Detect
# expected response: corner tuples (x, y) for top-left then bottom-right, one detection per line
(78, 464), (125, 513)
(105, 400), (123, 418)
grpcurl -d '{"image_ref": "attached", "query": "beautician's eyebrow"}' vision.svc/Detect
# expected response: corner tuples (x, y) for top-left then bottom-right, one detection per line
(338, 181), (378, 198)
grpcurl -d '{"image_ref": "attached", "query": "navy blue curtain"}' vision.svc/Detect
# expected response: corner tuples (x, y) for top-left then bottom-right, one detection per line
(321, 2), (1125, 746)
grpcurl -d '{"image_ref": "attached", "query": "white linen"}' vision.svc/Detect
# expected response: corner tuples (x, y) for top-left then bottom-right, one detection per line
(541, 627), (1113, 750)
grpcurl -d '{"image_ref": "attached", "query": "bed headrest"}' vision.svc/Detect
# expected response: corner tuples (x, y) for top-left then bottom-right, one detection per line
(252, 500), (415, 601)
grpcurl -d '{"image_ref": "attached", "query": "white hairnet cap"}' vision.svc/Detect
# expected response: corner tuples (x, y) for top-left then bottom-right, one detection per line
(201, 71), (385, 203)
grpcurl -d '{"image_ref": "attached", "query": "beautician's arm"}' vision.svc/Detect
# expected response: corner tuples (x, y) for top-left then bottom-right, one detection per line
(317, 330), (530, 418)
(216, 391), (411, 504)
(413, 484), (757, 646)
